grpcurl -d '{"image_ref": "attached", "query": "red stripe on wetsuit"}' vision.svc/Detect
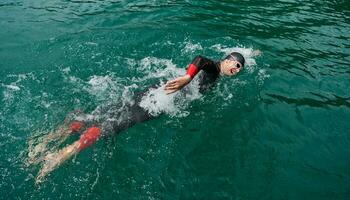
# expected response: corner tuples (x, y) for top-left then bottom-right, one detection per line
(186, 64), (199, 78)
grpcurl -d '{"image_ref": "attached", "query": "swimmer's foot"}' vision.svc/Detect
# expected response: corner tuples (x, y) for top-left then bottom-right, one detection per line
(35, 126), (101, 183)
(27, 121), (85, 166)
(36, 141), (80, 184)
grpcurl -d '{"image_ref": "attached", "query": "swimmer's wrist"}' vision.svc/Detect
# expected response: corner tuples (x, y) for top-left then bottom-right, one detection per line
(183, 74), (192, 85)
(184, 74), (192, 81)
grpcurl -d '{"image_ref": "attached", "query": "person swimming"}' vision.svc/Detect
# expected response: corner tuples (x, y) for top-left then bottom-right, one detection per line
(33, 52), (246, 183)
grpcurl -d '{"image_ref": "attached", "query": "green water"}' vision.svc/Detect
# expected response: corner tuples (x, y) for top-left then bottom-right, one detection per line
(1, 0), (350, 199)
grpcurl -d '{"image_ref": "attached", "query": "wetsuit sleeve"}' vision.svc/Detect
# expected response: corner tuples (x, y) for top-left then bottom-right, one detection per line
(186, 55), (216, 78)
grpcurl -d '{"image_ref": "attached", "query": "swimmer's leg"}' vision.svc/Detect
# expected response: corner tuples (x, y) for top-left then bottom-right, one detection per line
(27, 120), (85, 166)
(36, 126), (102, 183)
(27, 109), (90, 165)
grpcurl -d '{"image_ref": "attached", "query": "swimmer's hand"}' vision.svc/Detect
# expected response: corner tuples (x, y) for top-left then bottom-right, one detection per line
(164, 75), (192, 94)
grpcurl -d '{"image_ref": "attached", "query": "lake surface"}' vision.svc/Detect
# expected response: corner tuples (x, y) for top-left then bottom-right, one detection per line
(1, 0), (349, 199)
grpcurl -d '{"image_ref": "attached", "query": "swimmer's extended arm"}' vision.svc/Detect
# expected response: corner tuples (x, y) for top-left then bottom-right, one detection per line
(164, 55), (214, 94)
(164, 74), (192, 94)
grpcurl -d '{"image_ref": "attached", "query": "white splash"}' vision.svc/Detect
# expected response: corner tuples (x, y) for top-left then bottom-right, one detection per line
(2, 73), (35, 104)
(88, 75), (113, 92)
(85, 74), (125, 102)
(4, 84), (20, 91)
(182, 41), (203, 54)
(139, 86), (178, 116)
(136, 57), (202, 117)
(257, 69), (270, 85)
(62, 67), (71, 74)
(138, 57), (183, 79)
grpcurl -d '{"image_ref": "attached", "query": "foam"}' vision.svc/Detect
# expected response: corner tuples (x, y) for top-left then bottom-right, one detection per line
(2, 73), (35, 105)
(4, 84), (20, 91)
(137, 57), (202, 117)
(139, 57), (183, 79)
(257, 69), (270, 85)
(182, 41), (203, 54)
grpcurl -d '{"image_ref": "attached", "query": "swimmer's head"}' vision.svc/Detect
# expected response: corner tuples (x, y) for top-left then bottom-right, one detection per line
(220, 52), (245, 76)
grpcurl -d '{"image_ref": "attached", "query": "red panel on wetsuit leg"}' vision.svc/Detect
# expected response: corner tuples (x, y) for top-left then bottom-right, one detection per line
(78, 126), (101, 151)
(186, 64), (199, 78)
(70, 121), (84, 133)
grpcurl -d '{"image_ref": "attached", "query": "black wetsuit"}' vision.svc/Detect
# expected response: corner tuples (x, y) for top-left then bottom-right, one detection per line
(190, 55), (221, 92)
(88, 56), (220, 136)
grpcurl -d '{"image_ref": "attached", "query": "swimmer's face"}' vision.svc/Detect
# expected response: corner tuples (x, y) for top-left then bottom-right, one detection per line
(220, 59), (243, 76)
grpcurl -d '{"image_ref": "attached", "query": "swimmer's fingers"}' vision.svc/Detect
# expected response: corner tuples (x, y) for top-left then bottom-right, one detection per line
(164, 83), (181, 94)
(165, 84), (183, 94)
(165, 80), (178, 89)
(164, 83), (176, 89)
(166, 79), (177, 85)
(164, 75), (191, 95)
(165, 76), (188, 87)
(165, 80), (185, 90)
(165, 79), (181, 89)
(164, 83), (180, 90)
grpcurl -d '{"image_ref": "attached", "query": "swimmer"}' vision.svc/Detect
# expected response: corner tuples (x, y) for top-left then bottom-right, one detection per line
(33, 52), (246, 183)
(165, 52), (245, 94)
